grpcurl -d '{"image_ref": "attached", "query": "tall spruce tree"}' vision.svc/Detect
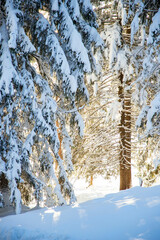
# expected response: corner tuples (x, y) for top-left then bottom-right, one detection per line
(123, 0), (160, 185)
(0, 0), (103, 214)
(100, 0), (160, 188)
(95, 1), (134, 190)
(71, 0), (160, 190)
(71, 1), (134, 189)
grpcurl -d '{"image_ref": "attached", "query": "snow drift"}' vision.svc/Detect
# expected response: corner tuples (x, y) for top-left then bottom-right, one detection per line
(0, 185), (160, 240)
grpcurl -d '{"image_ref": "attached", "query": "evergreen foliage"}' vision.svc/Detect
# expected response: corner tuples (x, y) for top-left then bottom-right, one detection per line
(0, 0), (103, 213)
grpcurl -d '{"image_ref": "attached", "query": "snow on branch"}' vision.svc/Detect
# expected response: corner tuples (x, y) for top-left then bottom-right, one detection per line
(131, 12), (140, 45)
(78, 0), (98, 28)
(0, 22), (19, 96)
(146, 93), (160, 134)
(18, 27), (36, 53)
(147, 8), (160, 44)
(50, 0), (59, 11)
(6, 130), (22, 214)
(59, 2), (91, 73)
(35, 13), (70, 76)
(5, 0), (19, 49)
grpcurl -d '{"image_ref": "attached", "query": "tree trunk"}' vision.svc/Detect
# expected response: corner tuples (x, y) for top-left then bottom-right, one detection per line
(90, 175), (93, 186)
(118, 73), (132, 190)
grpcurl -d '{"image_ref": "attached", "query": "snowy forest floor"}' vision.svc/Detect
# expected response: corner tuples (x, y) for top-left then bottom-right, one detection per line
(0, 176), (160, 240)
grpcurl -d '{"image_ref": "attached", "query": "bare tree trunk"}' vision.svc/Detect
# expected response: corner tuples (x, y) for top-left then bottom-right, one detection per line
(90, 175), (93, 186)
(124, 78), (132, 189)
(118, 73), (132, 190)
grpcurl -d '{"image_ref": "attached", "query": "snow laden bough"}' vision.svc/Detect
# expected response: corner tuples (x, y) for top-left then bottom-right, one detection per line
(119, 1), (160, 138)
(0, 0), (103, 214)
(119, 1), (160, 177)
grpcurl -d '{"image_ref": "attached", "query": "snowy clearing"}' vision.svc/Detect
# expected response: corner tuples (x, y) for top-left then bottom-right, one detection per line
(0, 178), (160, 240)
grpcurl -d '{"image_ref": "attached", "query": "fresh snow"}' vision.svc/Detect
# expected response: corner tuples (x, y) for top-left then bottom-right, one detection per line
(146, 93), (160, 133)
(0, 177), (160, 240)
(147, 8), (160, 44)
(50, 0), (59, 11)
(74, 112), (85, 137)
(131, 13), (140, 45)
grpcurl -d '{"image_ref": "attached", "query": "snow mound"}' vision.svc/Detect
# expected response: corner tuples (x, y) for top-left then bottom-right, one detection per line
(0, 185), (160, 240)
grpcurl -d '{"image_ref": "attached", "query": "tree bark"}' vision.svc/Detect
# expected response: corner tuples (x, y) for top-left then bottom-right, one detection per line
(118, 73), (132, 190)
(90, 175), (93, 186)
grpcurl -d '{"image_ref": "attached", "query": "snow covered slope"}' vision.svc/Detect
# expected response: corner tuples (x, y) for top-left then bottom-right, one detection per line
(0, 185), (160, 240)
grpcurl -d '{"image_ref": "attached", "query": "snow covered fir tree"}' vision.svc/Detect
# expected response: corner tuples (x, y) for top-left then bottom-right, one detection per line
(71, 0), (160, 189)
(0, 0), (103, 214)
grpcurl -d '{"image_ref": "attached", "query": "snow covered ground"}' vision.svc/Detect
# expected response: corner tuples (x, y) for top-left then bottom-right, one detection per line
(72, 176), (120, 203)
(0, 177), (160, 240)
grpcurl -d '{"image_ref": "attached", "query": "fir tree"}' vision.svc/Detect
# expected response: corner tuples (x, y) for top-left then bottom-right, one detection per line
(0, 0), (103, 214)
(124, 0), (160, 184)
(71, 0), (160, 189)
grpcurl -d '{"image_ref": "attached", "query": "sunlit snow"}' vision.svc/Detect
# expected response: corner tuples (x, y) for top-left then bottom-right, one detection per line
(0, 177), (160, 240)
